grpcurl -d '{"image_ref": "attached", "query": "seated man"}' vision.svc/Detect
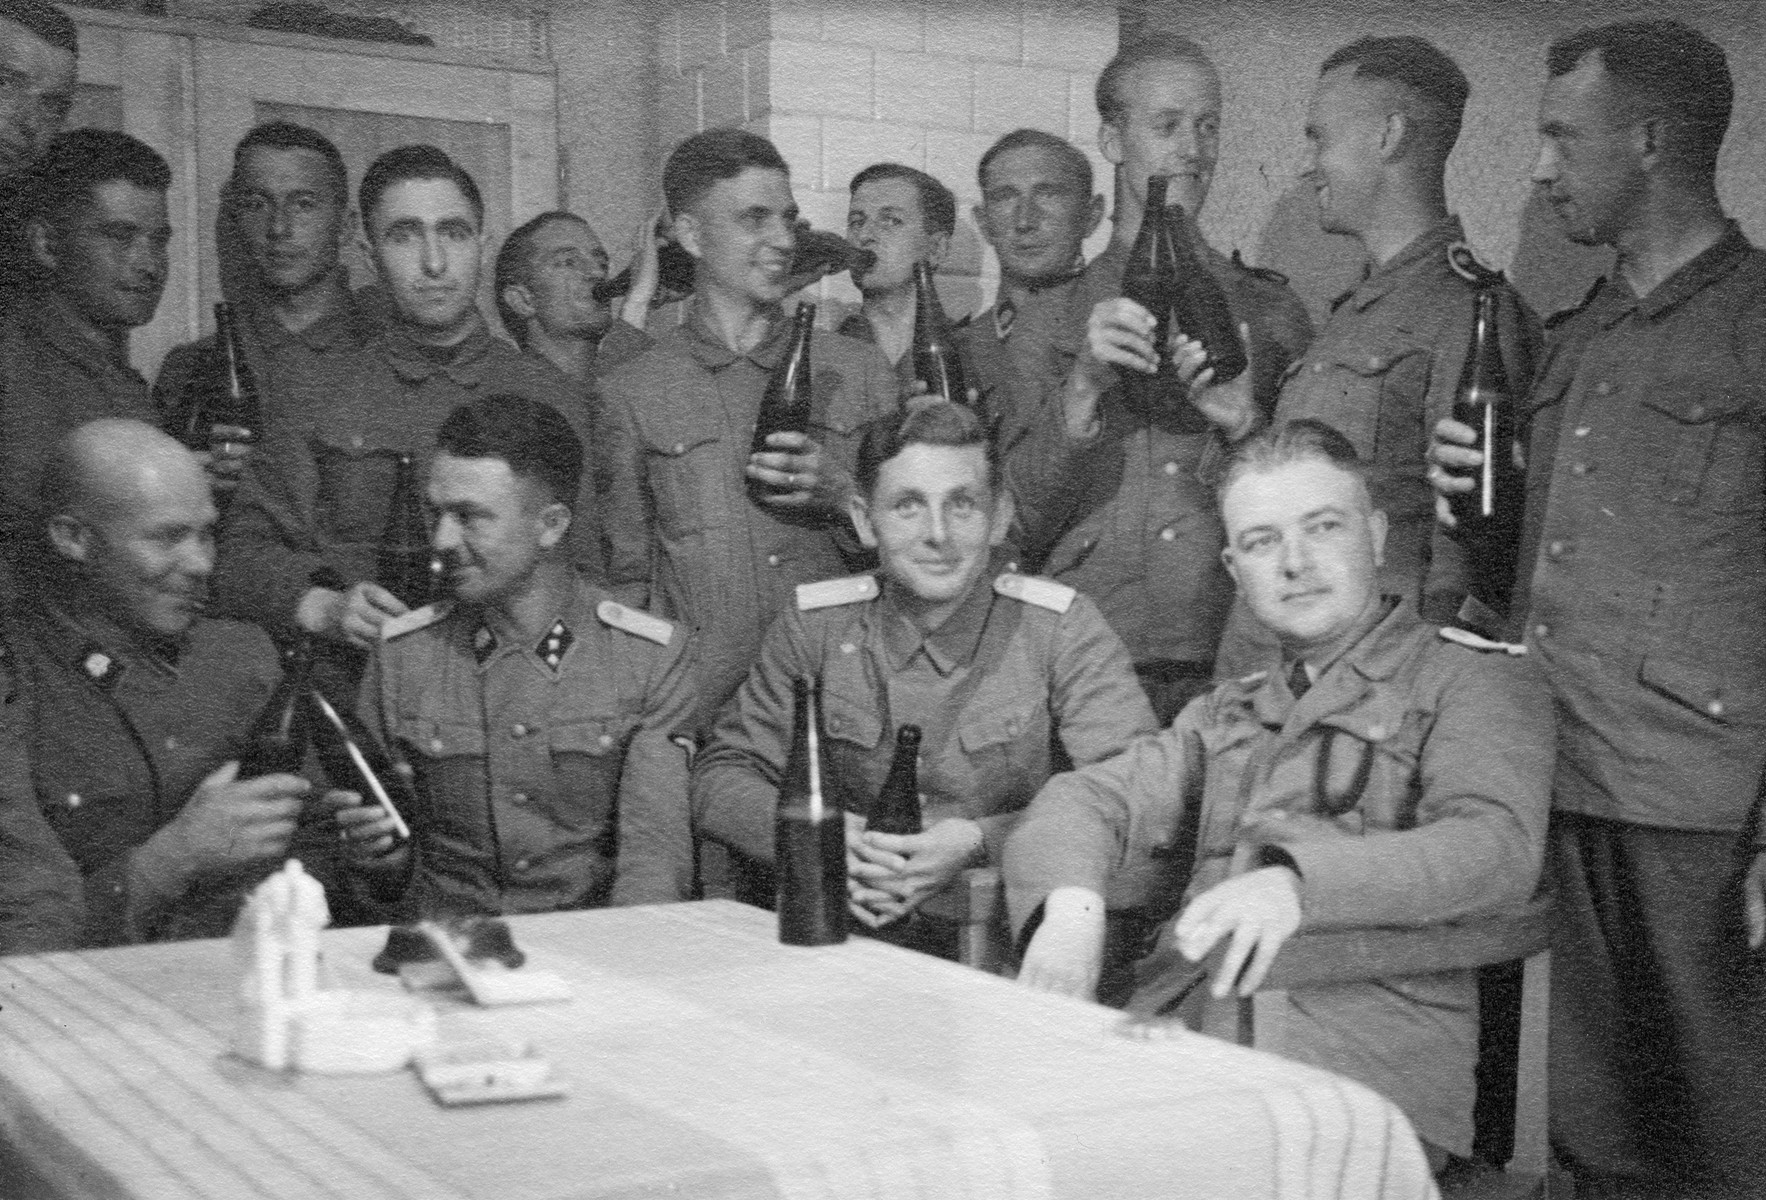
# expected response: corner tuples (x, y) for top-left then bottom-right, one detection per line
(693, 401), (1156, 948)
(341, 394), (696, 915)
(7, 420), (342, 945)
(1007, 419), (1553, 1167)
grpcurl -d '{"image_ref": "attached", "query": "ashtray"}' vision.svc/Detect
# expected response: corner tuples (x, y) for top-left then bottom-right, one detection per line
(374, 916), (526, 975)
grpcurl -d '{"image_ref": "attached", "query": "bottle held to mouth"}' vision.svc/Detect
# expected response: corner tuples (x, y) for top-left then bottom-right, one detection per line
(777, 676), (847, 946)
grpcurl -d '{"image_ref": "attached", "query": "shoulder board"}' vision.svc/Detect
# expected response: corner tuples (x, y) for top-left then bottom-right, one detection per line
(796, 574), (879, 611)
(381, 602), (451, 641)
(1230, 249), (1289, 286)
(596, 600), (675, 646)
(1545, 278), (1605, 330)
(1438, 626), (1527, 656)
(993, 573), (1076, 614)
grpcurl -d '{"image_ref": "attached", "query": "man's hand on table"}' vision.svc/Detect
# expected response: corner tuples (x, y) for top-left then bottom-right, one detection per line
(1017, 886), (1106, 1000)
(1174, 866), (1303, 999)
(844, 812), (905, 927)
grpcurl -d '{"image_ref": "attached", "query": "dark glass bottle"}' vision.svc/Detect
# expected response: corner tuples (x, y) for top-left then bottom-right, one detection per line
(867, 725), (923, 836)
(377, 452), (438, 609)
(592, 229), (876, 306)
(591, 241), (698, 306)
(748, 303), (817, 497)
(910, 263), (979, 417)
(1164, 198), (1248, 388)
(180, 301), (263, 450)
(237, 637), (312, 778)
(776, 677), (846, 946)
(306, 688), (413, 841)
(1448, 284), (1524, 615)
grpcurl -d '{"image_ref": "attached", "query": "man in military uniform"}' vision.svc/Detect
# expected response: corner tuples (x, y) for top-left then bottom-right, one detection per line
(838, 162), (957, 399)
(153, 122), (373, 498)
(215, 145), (577, 678)
(1010, 36), (1315, 724)
(595, 129), (900, 730)
(0, 130), (169, 595)
(0, 0), (78, 315)
(0, 633), (85, 954)
(1010, 420), (1553, 1172)
(694, 401), (1155, 948)
(7, 420), (341, 945)
(1431, 22), (1766, 1197)
(342, 395), (695, 916)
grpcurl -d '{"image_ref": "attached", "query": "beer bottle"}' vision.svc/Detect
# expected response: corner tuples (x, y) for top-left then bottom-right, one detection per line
(776, 677), (846, 946)
(180, 301), (264, 450)
(307, 688), (413, 842)
(1446, 254), (1524, 615)
(1165, 199), (1248, 389)
(377, 452), (438, 609)
(592, 241), (698, 307)
(1119, 176), (1181, 423)
(790, 225), (876, 291)
(237, 637), (312, 778)
(867, 725), (923, 836)
(910, 263), (980, 418)
(749, 302), (817, 497)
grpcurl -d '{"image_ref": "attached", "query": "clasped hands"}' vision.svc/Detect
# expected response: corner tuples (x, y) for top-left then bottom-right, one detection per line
(843, 812), (984, 928)
(1073, 298), (1261, 441)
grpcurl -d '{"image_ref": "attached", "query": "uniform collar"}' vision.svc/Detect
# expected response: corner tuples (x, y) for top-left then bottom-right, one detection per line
(1252, 596), (1412, 725)
(455, 573), (596, 676)
(680, 298), (792, 372)
(242, 291), (370, 354)
(31, 599), (185, 691)
(30, 295), (143, 385)
(1339, 215), (1465, 314)
(1634, 220), (1754, 324)
(835, 309), (876, 344)
(878, 570), (996, 676)
(378, 316), (497, 384)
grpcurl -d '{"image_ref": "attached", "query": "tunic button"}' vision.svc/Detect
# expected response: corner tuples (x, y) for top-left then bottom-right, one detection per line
(1688, 404), (1707, 421)
(1708, 700), (1725, 718)
(672, 443), (685, 454)
(430, 738), (445, 753)
(1547, 540), (1565, 559)
(350, 434), (365, 449)
(511, 723), (530, 738)
(66, 793), (81, 809)
(839, 642), (856, 655)
(1159, 527), (1177, 542)
(1573, 426), (1590, 438)
(598, 734), (614, 748)
(766, 554), (781, 567)
(1570, 462), (1590, 476)
(828, 716), (843, 731)
(164, 736), (178, 750)
(514, 858), (532, 873)
(1366, 724), (1386, 740)
(1367, 356), (1382, 370)
(513, 792), (530, 805)
(1595, 382), (1612, 396)
(1311, 362), (1325, 373)
(1534, 623), (1550, 639)
(1163, 461), (1179, 476)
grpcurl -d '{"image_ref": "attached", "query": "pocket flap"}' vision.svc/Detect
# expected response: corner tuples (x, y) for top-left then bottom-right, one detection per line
(1640, 377), (1759, 425)
(1639, 651), (1754, 724)
(392, 714), (486, 758)
(1329, 342), (1424, 377)
(548, 714), (639, 756)
(822, 694), (882, 750)
(957, 708), (1032, 753)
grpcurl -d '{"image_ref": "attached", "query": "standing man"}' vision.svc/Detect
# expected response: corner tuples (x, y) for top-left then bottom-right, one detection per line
(0, 129), (168, 592)
(1011, 420), (1552, 1174)
(154, 122), (371, 496)
(1015, 36), (1314, 724)
(9, 420), (339, 945)
(694, 402), (1155, 952)
(595, 128), (899, 730)
(0, 0), (78, 312)
(1431, 21), (1766, 1198)
(839, 162), (956, 397)
(344, 395), (695, 916)
(492, 210), (655, 385)
(215, 144), (574, 680)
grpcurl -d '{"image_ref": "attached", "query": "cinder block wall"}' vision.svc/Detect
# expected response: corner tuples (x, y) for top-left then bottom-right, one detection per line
(659, 0), (1119, 323)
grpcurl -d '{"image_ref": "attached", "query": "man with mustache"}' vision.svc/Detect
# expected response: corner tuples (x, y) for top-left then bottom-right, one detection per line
(1431, 21), (1766, 1197)
(0, 130), (169, 598)
(4, 420), (343, 945)
(342, 395), (695, 916)
(214, 144), (575, 695)
(595, 128), (899, 733)
(152, 122), (371, 498)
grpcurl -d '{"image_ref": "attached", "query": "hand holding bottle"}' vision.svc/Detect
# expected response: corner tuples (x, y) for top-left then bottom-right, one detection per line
(1171, 321), (1260, 441)
(142, 761), (308, 884)
(1427, 415), (1482, 529)
(298, 581), (409, 650)
(620, 210), (666, 329)
(857, 817), (984, 913)
(746, 431), (851, 514)
(318, 788), (410, 873)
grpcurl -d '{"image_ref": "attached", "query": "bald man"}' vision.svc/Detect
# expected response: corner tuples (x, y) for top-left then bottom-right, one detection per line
(3, 420), (345, 945)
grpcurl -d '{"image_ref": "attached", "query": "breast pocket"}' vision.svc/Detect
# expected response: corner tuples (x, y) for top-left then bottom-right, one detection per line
(641, 431), (722, 540)
(1314, 343), (1428, 463)
(390, 713), (486, 843)
(545, 714), (639, 834)
(312, 437), (399, 544)
(1640, 377), (1765, 511)
(821, 692), (883, 815)
(955, 706), (1042, 814)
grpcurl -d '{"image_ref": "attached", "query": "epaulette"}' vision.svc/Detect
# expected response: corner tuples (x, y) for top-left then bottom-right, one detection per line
(993, 573), (1075, 613)
(796, 574), (879, 611)
(1438, 626), (1527, 656)
(381, 602), (451, 641)
(1230, 249), (1289, 286)
(1546, 278), (1605, 331)
(596, 600), (675, 646)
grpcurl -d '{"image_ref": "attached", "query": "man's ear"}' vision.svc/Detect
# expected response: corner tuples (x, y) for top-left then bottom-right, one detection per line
(1636, 115), (1667, 172)
(1098, 120), (1125, 167)
(1379, 111), (1409, 162)
(672, 210), (704, 260)
(501, 283), (537, 323)
(46, 514), (91, 564)
(536, 501), (573, 550)
(27, 217), (57, 274)
(847, 492), (878, 550)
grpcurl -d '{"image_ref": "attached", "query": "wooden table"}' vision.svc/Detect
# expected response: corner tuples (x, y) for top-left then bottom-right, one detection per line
(0, 901), (1439, 1200)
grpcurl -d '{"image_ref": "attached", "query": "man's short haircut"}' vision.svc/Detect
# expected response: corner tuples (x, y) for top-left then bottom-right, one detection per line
(977, 128), (1094, 196)
(0, 0), (77, 56)
(231, 121), (349, 204)
(855, 400), (999, 497)
(1096, 34), (1215, 127)
(359, 143), (483, 232)
(1547, 20), (1732, 175)
(436, 394), (583, 508)
(1320, 36), (1469, 155)
(1218, 418), (1371, 511)
(21, 129), (169, 230)
(848, 162), (956, 237)
(662, 128), (789, 217)
(493, 211), (589, 348)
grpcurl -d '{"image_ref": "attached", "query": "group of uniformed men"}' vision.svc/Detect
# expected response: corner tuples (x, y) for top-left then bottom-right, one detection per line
(0, 0), (1760, 1193)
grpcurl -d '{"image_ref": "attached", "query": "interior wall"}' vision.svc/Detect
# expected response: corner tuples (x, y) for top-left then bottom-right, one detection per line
(1125, 0), (1765, 322)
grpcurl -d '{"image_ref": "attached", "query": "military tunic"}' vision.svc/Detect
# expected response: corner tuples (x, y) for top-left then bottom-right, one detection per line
(835, 309), (918, 399)
(1003, 601), (1554, 1155)
(362, 574), (696, 917)
(594, 300), (900, 729)
(0, 634), (86, 953)
(693, 570), (1156, 867)
(7, 602), (342, 945)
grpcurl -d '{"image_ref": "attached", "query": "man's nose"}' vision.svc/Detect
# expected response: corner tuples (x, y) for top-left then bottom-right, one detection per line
(181, 533), (216, 579)
(1278, 534), (1311, 577)
(432, 513), (463, 552)
(1529, 143), (1558, 187)
(1013, 197), (1041, 232)
(421, 232), (446, 276)
(924, 505), (950, 546)
(269, 201), (295, 241)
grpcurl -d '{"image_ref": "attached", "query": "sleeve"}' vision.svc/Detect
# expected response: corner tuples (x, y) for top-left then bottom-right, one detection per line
(339, 642), (417, 917)
(211, 408), (328, 632)
(1283, 651), (1555, 929)
(1001, 388), (1122, 573)
(596, 322), (655, 374)
(690, 608), (818, 864)
(1051, 595), (1161, 764)
(608, 631), (699, 905)
(1001, 707), (1205, 938)
(0, 681), (85, 953)
(591, 377), (656, 610)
